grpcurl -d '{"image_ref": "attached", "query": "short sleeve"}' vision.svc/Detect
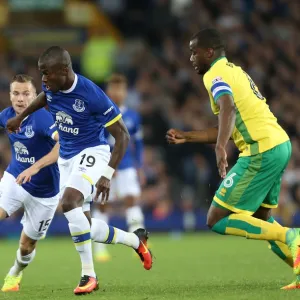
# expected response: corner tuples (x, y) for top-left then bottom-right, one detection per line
(40, 110), (58, 140)
(204, 73), (233, 104)
(89, 86), (121, 127)
(210, 80), (233, 103)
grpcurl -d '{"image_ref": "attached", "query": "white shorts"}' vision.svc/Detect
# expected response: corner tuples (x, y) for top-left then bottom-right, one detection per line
(0, 172), (59, 240)
(58, 145), (111, 210)
(109, 168), (141, 201)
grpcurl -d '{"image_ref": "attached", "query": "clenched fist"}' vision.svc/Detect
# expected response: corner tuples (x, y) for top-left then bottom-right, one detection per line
(166, 128), (187, 144)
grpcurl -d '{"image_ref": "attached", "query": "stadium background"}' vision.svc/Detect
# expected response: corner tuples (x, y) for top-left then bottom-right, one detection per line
(1, 0), (300, 238)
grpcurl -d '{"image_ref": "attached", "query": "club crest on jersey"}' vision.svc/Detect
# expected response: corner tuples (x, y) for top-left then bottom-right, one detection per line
(73, 99), (85, 112)
(25, 125), (35, 138)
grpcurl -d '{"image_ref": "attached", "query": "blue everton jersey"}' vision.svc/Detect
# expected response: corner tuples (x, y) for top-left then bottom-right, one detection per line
(106, 106), (143, 170)
(42, 74), (121, 159)
(0, 107), (59, 198)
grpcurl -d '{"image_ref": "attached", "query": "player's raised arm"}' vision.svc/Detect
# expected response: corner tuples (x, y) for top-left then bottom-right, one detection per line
(95, 118), (130, 203)
(6, 92), (47, 133)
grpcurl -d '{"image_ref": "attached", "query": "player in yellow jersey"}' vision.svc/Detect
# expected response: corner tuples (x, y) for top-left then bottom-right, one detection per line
(166, 28), (300, 289)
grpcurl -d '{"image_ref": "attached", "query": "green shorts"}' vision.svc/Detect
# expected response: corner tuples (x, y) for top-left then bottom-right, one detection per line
(213, 141), (292, 215)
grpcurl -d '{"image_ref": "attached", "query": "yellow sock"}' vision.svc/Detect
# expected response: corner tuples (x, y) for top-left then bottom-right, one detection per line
(268, 217), (293, 267)
(212, 213), (289, 244)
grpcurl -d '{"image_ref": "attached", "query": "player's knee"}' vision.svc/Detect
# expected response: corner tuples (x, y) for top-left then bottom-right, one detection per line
(61, 200), (76, 213)
(253, 207), (271, 221)
(206, 204), (230, 229)
(124, 196), (135, 208)
(206, 213), (218, 229)
(19, 238), (36, 256)
(61, 188), (84, 213)
(98, 203), (107, 213)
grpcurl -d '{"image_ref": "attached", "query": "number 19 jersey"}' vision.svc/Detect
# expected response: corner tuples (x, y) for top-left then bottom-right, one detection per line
(203, 57), (289, 157)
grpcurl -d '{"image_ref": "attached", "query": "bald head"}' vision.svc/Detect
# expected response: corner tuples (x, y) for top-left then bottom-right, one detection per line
(39, 46), (72, 68)
(38, 46), (75, 93)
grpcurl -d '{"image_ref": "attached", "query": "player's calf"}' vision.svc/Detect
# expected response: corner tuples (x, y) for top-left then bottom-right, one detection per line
(91, 218), (152, 270)
(19, 231), (36, 256)
(2, 232), (37, 292)
(62, 188), (96, 284)
(124, 196), (145, 232)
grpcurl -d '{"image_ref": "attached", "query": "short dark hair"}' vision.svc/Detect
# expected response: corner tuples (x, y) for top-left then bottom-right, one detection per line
(11, 74), (36, 89)
(39, 46), (71, 66)
(191, 28), (225, 50)
(107, 73), (128, 85)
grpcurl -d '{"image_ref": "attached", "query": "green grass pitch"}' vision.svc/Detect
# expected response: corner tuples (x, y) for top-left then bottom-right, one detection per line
(0, 233), (299, 299)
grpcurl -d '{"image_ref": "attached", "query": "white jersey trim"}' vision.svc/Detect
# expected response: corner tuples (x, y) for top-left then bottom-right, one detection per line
(60, 73), (78, 94)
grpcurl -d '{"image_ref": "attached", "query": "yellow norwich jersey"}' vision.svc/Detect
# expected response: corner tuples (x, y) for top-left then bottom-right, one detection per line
(203, 57), (289, 157)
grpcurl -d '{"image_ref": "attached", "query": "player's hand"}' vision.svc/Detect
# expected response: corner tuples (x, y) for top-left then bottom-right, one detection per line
(166, 128), (187, 144)
(6, 116), (22, 134)
(95, 176), (110, 204)
(16, 166), (40, 185)
(215, 145), (228, 179)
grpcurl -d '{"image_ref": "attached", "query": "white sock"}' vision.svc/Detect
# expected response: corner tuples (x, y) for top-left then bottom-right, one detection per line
(64, 207), (95, 277)
(92, 209), (109, 254)
(9, 249), (36, 276)
(91, 218), (139, 249)
(126, 206), (145, 232)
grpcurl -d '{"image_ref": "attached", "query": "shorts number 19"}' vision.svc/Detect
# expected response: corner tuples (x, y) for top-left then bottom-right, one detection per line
(80, 154), (96, 167)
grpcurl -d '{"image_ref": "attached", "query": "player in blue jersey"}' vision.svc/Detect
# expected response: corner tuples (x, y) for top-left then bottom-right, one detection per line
(93, 74), (146, 262)
(6, 47), (153, 295)
(0, 74), (60, 292)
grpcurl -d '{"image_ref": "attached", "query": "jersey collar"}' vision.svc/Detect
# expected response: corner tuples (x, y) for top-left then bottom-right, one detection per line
(210, 56), (227, 68)
(60, 73), (78, 94)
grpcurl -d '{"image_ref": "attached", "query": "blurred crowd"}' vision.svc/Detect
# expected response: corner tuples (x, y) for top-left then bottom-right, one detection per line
(1, 0), (300, 225)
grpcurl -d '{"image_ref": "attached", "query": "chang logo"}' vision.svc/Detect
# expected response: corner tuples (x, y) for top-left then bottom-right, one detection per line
(55, 111), (79, 136)
(13, 142), (35, 164)
(56, 111), (73, 125)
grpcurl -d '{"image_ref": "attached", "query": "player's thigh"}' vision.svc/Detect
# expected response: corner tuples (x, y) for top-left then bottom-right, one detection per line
(22, 194), (59, 240)
(213, 154), (268, 215)
(213, 141), (292, 215)
(262, 141), (292, 209)
(67, 145), (111, 200)
(116, 168), (141, 199)
(0, 172), (25, 217)
(57, 156), (74, 199)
